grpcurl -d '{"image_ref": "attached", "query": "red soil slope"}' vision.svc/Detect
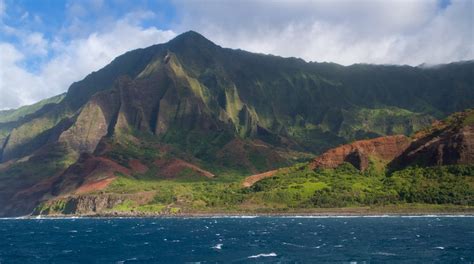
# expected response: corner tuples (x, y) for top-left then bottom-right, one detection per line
(154, 158), (215, 178)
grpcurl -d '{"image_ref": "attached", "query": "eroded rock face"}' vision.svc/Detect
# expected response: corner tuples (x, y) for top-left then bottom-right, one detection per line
(310, 135), (411, 171)
(59, 101), (108, 154)
(390, 117), (474, 169)
(458, 125), (474, 164)
(310, 110), (474, 171)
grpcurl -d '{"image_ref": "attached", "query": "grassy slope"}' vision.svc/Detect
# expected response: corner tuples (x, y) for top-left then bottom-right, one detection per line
(0, 94), (65, 123)
(0, 94), (67, 157)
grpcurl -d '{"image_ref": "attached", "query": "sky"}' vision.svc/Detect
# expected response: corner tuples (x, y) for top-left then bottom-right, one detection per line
(0, 0), (473, 110)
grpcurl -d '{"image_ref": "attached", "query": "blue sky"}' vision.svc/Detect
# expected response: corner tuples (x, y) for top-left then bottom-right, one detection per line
(0, 0), (472, 109)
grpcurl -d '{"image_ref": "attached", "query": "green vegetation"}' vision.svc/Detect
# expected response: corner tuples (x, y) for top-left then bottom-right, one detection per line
(98, 162), (473, 214)
(0, 94), (65, 123)
(463, 109), (474, 125)
(338, 107), (434, 140)
(252, 163), (473, 208)
(110, 200), (167, 213)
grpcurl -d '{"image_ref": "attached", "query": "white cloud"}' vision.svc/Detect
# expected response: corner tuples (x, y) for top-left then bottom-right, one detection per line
(0, 43), (38, 108)
(173, 0), (473, 65)
(0, 15), (176, 110)
(1, 0), (473, 110)
(25, 32), (48, 56)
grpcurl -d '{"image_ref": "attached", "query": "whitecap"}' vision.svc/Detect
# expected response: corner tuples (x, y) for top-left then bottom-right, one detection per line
(212, 243), (223, 250)
(435, 246), (445, 250)
(247, 253), (277, 258)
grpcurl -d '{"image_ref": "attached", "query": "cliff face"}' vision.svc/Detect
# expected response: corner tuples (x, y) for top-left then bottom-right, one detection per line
(390, 110), (474, 169)
(33, 192), (155, 215)
(309, 110), (474, 172)
(309, 135), (411, 171)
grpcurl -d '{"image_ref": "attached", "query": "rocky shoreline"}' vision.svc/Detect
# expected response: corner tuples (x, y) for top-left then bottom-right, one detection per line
(26, 206), (474, 218)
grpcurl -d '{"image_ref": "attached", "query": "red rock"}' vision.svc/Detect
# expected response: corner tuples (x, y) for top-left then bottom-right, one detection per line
(391, 111), (474, 168)
(309, 135), (411, 171)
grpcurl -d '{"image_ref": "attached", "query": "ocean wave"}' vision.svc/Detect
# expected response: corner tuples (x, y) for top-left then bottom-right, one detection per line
(205, 215), (259, 219)
(247, 253), (277, 258)
(212, 243), (223, 250)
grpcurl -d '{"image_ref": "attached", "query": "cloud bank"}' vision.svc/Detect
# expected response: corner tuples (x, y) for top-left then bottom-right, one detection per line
(1, 7), (175, 109)
(174, 0), (473, 65)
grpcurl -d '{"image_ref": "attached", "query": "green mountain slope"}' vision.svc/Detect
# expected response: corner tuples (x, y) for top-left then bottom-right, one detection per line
(32, 110), (474, 216)
(0, 93), (65, 123)
(0, 94), (66, 153)
(0, 31), (473, 216)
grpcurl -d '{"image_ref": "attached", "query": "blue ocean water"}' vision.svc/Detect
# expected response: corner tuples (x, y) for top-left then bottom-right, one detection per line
(0, 216), (472, 263)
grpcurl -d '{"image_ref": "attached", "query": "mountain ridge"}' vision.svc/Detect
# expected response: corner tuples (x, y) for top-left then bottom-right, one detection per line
(0, 31), (473, 216)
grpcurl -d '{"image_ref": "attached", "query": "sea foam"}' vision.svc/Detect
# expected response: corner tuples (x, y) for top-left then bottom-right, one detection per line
(248, 252), (277, 258)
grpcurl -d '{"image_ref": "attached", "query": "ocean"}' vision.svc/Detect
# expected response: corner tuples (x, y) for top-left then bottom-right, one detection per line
(0, 216), (472, 263)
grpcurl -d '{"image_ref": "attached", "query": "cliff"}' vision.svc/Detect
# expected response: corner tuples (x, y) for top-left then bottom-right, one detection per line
(390, 110), (474, 169)
(309, 135), (411, 171)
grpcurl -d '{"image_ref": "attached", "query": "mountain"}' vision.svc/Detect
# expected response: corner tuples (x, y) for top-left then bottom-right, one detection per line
(0, 94), (65, 151)
(243, 109), (474, 209)
(0, 31), (473, 216)
(244, 109), (474, 185)
(27, 110), (474, 215)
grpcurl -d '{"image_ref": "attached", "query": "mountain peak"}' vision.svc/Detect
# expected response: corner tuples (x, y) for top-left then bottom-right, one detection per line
(167, 30), (217, 49)
(177, 30), (207, 39)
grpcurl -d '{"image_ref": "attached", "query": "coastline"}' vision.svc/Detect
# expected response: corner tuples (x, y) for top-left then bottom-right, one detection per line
(17, 205), (474, 218)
